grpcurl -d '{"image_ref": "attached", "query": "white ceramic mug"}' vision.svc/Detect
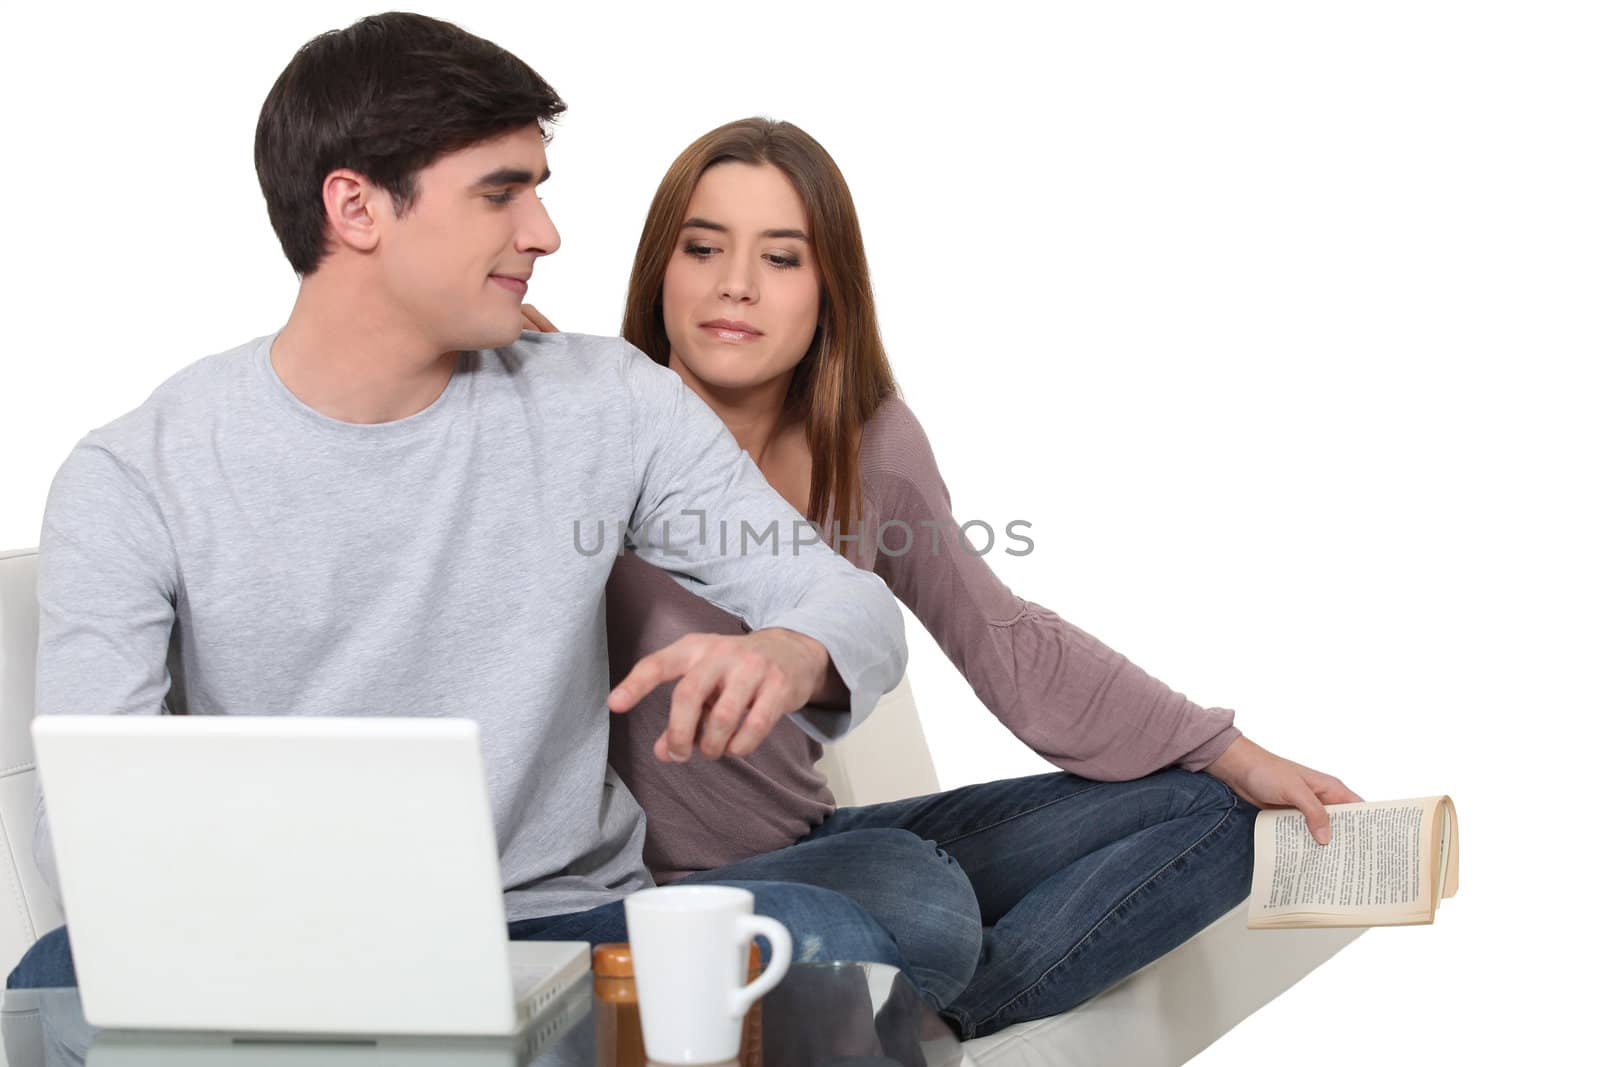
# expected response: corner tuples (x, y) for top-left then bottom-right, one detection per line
(623, 884), (792, 1064)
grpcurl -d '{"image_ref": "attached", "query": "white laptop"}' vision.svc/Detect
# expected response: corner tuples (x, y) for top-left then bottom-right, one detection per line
(31, 715), (590, 1038)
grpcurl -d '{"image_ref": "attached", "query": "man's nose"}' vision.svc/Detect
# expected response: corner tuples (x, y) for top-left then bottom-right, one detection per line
(517, 197), (561, 258)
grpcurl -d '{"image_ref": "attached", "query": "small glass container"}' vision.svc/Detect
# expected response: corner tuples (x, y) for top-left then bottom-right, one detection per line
(592, 941), (764, 1067)
(593, 943), (646, 1067)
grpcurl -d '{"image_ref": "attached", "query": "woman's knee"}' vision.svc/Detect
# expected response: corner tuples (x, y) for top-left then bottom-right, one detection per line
(1155, 768), (1251, 821)
(1174, 772), (1257, 900)
(841, 828), (974, 896)
(737, 881), (903, 968)
(815, 829), (982, 1007)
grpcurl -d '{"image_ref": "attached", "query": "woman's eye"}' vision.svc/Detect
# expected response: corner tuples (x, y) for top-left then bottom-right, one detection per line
(766, 253), (801, 269)
(683, 242), (717, 258)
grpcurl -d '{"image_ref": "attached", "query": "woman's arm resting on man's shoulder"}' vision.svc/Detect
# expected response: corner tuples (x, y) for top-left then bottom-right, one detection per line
(519, 303), (558, 333)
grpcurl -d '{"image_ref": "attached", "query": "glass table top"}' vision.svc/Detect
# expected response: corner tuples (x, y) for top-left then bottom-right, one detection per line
(2, 961), (964, 1067)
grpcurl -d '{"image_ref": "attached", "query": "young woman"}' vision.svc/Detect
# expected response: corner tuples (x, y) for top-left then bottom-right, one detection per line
(525, 117), (1359, 1038)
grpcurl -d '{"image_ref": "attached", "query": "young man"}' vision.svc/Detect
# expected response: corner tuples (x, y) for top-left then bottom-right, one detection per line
(7, 12), (983, 1007)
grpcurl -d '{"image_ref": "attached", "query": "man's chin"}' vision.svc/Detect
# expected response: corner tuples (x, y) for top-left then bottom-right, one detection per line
(451, 319), (525, 352)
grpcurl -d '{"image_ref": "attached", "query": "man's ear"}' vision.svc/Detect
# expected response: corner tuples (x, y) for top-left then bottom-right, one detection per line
(322, 168), (384, 255)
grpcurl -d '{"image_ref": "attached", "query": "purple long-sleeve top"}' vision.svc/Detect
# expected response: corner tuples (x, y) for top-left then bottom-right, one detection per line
(606, 396), (1241, 881)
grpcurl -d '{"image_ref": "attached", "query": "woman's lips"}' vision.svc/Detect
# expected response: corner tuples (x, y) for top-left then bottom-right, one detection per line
(700, 319), (763, 342)
(490, 275), (528, 296)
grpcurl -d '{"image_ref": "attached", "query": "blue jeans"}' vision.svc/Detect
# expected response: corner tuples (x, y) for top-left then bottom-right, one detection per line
(801, 769), (1256, 1039)
(676, 827), (981, 1009)
(5, 828), (981, 1012)
(508, 827), (981, 1010)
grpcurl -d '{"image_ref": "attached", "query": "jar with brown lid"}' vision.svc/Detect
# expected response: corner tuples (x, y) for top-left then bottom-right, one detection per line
(592, 942), (764, 1067)
(593, 943), (646, 1067)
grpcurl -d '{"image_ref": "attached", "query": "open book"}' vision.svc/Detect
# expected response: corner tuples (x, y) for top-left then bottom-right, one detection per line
(1247, 795), (1458, 929)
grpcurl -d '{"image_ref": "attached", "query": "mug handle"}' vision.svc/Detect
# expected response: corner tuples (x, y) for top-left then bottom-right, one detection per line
(727, 914), (792, 1018)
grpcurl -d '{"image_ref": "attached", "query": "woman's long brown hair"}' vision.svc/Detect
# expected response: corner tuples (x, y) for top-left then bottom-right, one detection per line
(621, 117), (898, 554)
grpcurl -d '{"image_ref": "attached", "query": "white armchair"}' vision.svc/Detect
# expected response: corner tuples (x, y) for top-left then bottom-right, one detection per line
(0, 547), (1363, 1066)
(0, 551), (64, 963)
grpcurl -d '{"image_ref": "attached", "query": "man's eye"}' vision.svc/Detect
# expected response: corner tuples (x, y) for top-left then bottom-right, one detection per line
(486, 191), (515, 205)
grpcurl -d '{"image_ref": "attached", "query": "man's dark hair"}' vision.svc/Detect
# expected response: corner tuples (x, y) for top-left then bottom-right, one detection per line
(255, 12), (566, 276)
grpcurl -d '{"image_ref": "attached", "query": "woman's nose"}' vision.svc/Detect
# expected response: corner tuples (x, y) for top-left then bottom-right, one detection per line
(718, 260), (756, 302)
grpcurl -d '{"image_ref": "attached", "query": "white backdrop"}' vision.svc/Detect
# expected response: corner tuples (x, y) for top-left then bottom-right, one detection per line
(2, 1), (1595, 1061)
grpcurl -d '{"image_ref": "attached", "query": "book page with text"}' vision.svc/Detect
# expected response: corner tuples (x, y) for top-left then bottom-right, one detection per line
(1250, 799), (1437, 923)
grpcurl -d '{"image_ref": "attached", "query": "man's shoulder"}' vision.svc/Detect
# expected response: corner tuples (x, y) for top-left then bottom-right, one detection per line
(491, 330), (657, 388)
(81, 336), (265, 460)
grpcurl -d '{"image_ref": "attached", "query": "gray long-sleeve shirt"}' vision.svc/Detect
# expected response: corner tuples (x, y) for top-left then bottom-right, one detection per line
(32, 330), (906, 921)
